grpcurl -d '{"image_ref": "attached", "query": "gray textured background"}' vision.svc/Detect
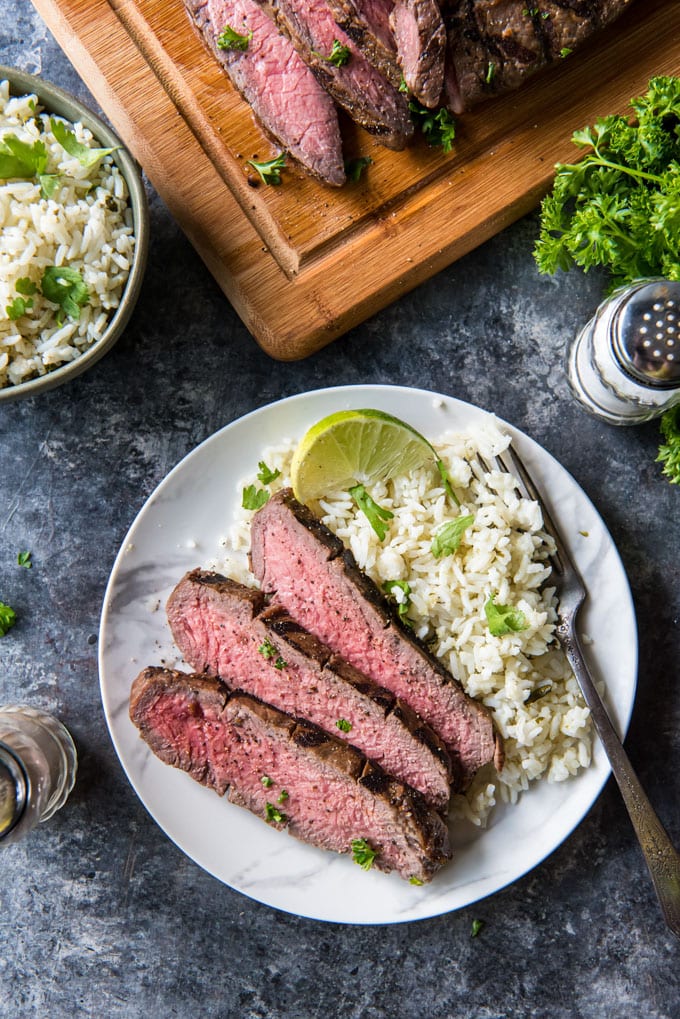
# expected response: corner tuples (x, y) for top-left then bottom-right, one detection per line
(1, 8), (679, 1018)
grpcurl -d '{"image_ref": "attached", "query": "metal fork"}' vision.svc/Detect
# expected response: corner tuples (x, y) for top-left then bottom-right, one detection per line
(485, 443), (680, 939)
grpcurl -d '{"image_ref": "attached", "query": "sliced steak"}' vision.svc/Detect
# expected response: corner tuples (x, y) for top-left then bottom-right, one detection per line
(185, 0), (345, 184)
(390, 0), (447, 108)
(167, 569), (453, 807)
(254, 0), (413, 149)
(250, 489), (502, 786)
(446, 0), (636, 111)
(327, 0), (401, 88)
(130, 666), (451, 882)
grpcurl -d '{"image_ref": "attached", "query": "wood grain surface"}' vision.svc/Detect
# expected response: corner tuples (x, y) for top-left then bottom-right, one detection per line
(29, 0), (680, 359)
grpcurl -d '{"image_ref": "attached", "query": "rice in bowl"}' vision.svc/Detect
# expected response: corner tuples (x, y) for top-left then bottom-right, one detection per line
(221, 417), (593, 828)
(0, 79), (136, 389)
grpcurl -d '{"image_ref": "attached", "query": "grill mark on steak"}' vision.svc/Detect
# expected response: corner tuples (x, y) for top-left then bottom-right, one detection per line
(130, 666), (451, 882)
(185, 0), (346, 184)
(390, 0), (447, 108)
(327, 0), (402, 88)
(167, 568), (452, 807)
(253, 0), (414, 149)
(445, 0), (636, 110)
(250, 489), (503, 786)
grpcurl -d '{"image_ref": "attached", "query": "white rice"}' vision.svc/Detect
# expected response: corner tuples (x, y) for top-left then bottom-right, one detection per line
(0, 81), (135, 389)
(219, 417), (592, 828)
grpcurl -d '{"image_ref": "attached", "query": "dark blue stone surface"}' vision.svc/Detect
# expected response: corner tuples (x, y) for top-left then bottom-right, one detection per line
(1, 12), (678, 1018)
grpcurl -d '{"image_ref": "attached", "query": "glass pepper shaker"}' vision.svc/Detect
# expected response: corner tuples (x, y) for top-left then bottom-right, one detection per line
(567, 279), (680, 425)
(0, 705), (77, 846)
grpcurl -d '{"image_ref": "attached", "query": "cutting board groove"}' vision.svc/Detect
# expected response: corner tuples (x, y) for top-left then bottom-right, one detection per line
(29, 0), (680, 358)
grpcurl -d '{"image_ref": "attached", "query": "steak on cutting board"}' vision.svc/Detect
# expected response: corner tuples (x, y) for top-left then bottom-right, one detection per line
(253, 0), (414, 149)
(185, 0), (346, 184)
(129, 666), (452, 882)
(167, 569), (453, 808)
(327, 0), (401, 87)
(250, 489), (502, 786)
(390, 0), (447, 108)
(445, 0), (637, 112)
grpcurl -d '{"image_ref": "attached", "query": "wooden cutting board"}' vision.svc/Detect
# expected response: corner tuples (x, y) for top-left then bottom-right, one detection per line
(31, 0), (680, 359)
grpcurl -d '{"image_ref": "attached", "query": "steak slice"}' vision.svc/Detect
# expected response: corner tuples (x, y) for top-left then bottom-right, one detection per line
(446, 0), (636, 111)
(250, 489), (502, 786)
(254, 0), (413, 150)
(327, 0), (401, 88)
(390, 0), (447, 108)
(130, 666), (451, 882)
(167, 569), (452, 807)
(185, 0), (345, 185)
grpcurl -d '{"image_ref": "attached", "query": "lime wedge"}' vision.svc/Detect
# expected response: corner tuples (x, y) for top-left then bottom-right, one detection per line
(290, 409), (436, 503)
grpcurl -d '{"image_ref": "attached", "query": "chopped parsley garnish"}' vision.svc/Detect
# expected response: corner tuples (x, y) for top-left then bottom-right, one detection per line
(349, 484), (394, 541)
(485, 62), (496, 85)
(264, 802), (287, 824)
(217, 23), (252, 51)
(336, 718), (352, 733)
(256, 461), (280, 485)
(246, 152), (287, 185)
(398, 76), (409, 94)
(351, 837), (378, 871)
(383, 580), (412, 624)
(409, 100), (456, 153)
(277, 789), (288, 803)
(409, 876), (424, 886)
(242, 484), (269, 510)
(0, 602), (17, 637)
(313, 39), (351, 67)
(471, 918), (485, 937)
(344, 156), (373, 183)
(657, 405), (680, 485)
(260, 775), (273, 788)
(257, 638), (287, 670)
(41, 266), (89, 321)
(526, 683), (552, 704)
(50, 118), (115, 169)
(17, 551), (32, 569)
(484, 594), (528, 636)
(560, 47), (573, 58)
(431, 514), (474, 559)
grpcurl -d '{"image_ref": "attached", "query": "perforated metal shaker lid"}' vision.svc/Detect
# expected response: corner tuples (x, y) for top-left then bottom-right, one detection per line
(610, 280), (680, 389)
(0, 743), (27, 840)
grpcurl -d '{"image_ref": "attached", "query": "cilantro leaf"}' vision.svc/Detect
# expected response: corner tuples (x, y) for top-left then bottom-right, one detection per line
(5, 296), (32, 320)
(217, 23), (252, 50)
(484, 594), (528, 636)
(15, 278), (37, 296)
(471, 918), (485, 938)
(435, 459), (460, 505)
(242, 485), (269, 510)
(50, 118), (115, 169)
(256, 461), (280, 485)
(247, 152), (287, 185)
(383, 579), (412, 624)
(409, 100), (456, 153)
(0, 602), (17, 637)
(0, 134), (48, 178)
(40, 266), (89, 320)
(349, 484), (394, 541)
(344, 156), (372, 183)
(431, 514), (474, 559)
(657, 405), (680, 485)
(17, 551), (32, 569)
(39, 174), (60, 199)
(351, 837), (378, 871)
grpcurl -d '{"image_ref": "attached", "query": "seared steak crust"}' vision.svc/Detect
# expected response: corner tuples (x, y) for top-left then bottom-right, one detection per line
(167, 568), (452, 808)
(130, 666), (452, 882)
(184, 0), (345, 184)
(253, 0), (414, 149)
(390, 0), (447, 108)
(445, 0), (636, 110)
(327, 0), (401, 87)
(250, 489), (502, 786)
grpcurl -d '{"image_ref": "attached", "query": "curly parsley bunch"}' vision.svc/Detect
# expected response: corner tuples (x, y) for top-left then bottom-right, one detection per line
(534, 76), (680, 289)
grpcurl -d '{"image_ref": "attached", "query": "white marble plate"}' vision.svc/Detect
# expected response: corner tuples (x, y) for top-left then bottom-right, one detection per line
(99, 385), (637, 924)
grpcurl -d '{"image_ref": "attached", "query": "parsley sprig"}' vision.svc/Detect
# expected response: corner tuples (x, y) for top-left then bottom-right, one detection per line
(351, 837), (378, 871)
(534, 76), (680, 289)
(247, 152), (287, 185)
(0, 602), (17, 637)
(657, 405), (680, 485)
(312, 39), (351, 67)
(409, 100), (456, 153)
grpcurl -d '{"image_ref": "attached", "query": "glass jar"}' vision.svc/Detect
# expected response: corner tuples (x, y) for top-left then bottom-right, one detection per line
(0, 705), (77, 846)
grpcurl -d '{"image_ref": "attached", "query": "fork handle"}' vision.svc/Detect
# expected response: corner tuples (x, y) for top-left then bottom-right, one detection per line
(563, 635), (680, 938)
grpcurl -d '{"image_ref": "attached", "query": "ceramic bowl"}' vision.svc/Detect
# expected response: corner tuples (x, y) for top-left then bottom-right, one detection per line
(0, 66), (149, 403)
